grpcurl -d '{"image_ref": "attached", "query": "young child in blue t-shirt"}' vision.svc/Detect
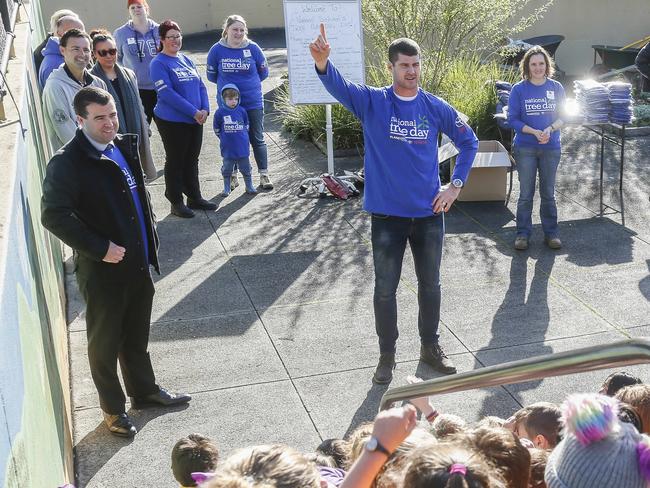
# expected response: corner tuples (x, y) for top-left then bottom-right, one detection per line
(213, 83), (257, 196)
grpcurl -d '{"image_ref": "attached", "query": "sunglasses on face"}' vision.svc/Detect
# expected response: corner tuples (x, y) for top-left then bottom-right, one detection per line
(96, 48), (117, 57)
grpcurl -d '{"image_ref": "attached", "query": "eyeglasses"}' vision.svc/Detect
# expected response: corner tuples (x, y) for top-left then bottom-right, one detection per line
(165, 34), (182, 40)
(96, 48), (117, 57)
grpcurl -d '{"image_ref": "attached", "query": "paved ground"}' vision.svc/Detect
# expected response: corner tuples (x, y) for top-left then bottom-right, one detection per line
(67, 30), (650, 487)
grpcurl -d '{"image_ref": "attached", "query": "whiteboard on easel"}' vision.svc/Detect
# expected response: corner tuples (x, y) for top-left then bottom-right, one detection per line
(283, 0), (365, 105)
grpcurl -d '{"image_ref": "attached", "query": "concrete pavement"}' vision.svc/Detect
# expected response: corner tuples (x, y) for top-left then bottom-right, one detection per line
(67, 30), (650, 487)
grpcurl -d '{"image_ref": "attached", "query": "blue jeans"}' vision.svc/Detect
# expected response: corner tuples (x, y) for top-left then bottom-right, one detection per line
(514, 146), (561, 239)
(247, 108), (268, 172)
(221, 157), (252, 178)
(371, 213), (444, 353)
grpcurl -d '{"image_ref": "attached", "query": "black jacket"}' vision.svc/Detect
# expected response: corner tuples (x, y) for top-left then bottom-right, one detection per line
(636, 42), (650, 80)
(41, 130), (160, 281)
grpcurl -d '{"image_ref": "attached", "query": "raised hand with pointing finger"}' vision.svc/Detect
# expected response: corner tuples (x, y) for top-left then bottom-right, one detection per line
(309, 23), (330, 73)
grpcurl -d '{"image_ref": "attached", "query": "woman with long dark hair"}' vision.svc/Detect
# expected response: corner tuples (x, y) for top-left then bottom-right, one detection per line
(90, 29), (156, 180)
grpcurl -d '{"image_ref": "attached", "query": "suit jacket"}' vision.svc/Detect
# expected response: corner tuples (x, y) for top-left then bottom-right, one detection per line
(41, 129), (160, 281)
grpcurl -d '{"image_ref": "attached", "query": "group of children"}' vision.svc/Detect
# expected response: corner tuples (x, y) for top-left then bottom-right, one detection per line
(167, 371), (650, 488)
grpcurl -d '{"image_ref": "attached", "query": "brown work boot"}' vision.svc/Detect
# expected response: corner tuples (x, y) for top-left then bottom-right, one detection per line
(420, 343), (457, 374)
(372, 352), (396, 384)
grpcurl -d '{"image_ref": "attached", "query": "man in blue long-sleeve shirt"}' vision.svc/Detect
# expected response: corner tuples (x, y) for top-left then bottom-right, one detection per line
(310, 24), (478, 383)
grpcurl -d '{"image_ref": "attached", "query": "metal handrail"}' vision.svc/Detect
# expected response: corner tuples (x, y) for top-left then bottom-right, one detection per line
(379, 339), (650, 411)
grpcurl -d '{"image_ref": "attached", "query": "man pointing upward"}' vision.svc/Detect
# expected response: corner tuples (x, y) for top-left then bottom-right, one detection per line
(310, 24), (478, 383)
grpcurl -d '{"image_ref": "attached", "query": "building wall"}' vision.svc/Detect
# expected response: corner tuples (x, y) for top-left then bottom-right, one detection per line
(43, 0), (285, 35)
(44, 0), (648, 76)
(0, 1), (74, 486)
(521, 0), (649, 76)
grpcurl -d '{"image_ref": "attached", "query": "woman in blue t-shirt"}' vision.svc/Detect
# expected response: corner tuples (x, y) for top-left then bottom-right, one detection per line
(206, 15), (272, 190)
(150, 20), (216, 218)
(508, 46), (565, 251)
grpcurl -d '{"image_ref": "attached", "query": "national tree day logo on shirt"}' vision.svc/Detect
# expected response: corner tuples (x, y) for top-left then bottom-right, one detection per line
(389, 115), (430, 144)
(221, 58), (251, 72)
(524, 95), (556, 115)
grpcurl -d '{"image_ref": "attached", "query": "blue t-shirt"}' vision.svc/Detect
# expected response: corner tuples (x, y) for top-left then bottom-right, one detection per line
(206, 40), (269, 110)
(507, 78), (565, 149)
(150, 52), (209, 124)
(318, 61), (479, 218)
(214, 105), (250, 159)
(104, 145), (149, 264)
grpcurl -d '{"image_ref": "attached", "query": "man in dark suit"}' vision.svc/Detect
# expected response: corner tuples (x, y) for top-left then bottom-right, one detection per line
(42, 86), (190, 437)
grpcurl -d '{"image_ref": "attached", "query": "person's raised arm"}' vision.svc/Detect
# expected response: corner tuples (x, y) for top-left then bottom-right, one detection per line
(340, 405), (417, 488)
(309, 23), (331, 74)
(309, 23), (371, 120)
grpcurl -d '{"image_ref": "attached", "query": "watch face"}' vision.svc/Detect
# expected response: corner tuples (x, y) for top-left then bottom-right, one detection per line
(453, 178), (463, 188)
(366, 437), (377, 451)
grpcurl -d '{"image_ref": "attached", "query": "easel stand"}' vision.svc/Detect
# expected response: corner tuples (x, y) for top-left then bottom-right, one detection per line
(297, 104), (363, 197)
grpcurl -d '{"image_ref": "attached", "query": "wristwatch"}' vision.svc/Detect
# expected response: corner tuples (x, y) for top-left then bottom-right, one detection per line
(451, 178), (464, 189)
(365, 436), (391, 457)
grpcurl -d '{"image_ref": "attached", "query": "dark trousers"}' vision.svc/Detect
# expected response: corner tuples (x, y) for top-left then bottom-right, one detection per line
(371, 213), (444, 353)
(155, 117), (203, 205)
(139, 89), (157, 125)
(77, 271), (158, 414)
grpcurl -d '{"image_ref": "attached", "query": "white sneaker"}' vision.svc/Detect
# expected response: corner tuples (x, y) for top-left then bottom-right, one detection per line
(230, 173), (240, 189)
(259, 174), (274, 190)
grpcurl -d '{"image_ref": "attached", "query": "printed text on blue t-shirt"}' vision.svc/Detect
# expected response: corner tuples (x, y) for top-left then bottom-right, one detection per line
(222, 115), (245, 133)
(524, 90), (557, 115)
(221, 57), (252, 72)
(389, 115), (430, 144)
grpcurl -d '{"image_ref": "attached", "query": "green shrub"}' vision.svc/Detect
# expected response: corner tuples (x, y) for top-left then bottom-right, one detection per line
(273, 82), (362, 150)
(276, 0), (550, 148)
(438, 56), (519, 139)
(634, 104), (650, 127)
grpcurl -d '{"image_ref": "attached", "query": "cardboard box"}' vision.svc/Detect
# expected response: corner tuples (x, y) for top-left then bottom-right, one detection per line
(451, 140), (512, 202)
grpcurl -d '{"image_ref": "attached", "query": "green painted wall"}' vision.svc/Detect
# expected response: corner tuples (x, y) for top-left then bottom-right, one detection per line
(0, 1), (74, 486)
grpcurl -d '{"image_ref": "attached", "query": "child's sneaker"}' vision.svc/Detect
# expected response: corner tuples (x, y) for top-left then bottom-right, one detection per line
(259, 174), (274, 190)
(245, 187), (258, 195)
(230, 173), (240, 189)
(221, 190), (230, 197)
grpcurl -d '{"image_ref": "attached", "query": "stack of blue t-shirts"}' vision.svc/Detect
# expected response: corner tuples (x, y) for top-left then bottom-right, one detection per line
(605, 81), (633, 125)
(574, 80), (610, 123)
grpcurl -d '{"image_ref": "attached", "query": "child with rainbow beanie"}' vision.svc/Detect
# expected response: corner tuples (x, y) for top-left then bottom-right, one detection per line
(545, 393), (650, 488)
(213, 83), (257, 196)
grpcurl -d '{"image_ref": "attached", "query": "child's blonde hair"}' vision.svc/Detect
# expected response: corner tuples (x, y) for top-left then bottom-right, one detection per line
(204, 444), (320, 488)
(221, 15), (248, 40)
